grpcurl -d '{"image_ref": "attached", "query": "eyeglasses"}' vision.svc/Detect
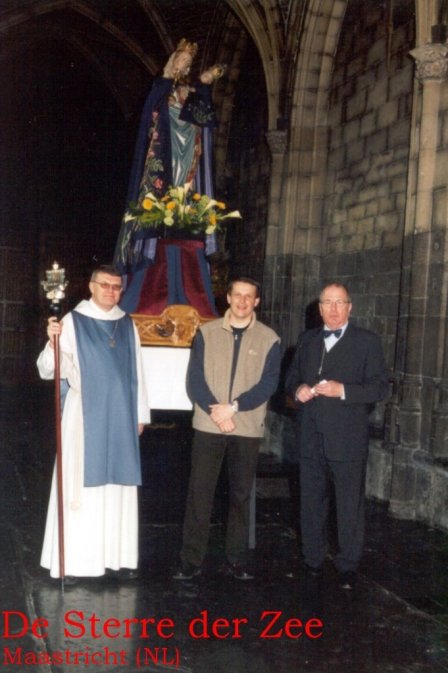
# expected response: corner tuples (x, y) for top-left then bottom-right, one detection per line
(319, 299), (350, 306)
(92, 281), (123, 292)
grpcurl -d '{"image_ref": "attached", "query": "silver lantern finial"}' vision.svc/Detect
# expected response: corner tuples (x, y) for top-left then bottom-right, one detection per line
(41, 261), (68, 315)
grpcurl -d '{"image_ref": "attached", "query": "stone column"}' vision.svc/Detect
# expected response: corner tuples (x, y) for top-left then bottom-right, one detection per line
(262, 129), (287, 329)
(409, 44), (448, 231)
(389, 43), (448, 520)
(260, 129), (287, 459)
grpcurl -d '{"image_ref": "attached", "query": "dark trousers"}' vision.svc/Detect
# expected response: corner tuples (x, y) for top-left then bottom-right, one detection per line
(300, 435), (367, 573)
(180, 430), (260, 567)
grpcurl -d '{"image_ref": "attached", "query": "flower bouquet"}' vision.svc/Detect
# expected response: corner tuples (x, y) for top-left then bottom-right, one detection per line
(124, 184), (241, 236)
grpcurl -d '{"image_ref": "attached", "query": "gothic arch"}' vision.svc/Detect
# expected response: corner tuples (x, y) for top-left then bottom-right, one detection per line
(0, 0), (160, 73)
(281, 0), (349, 258)
(226, 0), (284, 128)
(138, 0), (176, 55)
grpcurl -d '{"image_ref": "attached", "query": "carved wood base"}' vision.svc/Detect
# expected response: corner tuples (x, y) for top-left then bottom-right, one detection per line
(132, 304), (215, 347)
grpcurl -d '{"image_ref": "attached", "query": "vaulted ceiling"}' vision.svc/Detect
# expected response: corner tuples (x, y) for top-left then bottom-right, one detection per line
(0, 0), (417, 258)
(0, 0), (304, 252)
(0, 0), (307, 120)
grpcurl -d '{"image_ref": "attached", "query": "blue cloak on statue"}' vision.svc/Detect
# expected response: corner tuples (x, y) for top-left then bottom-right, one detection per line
(114, 76), (218, 277)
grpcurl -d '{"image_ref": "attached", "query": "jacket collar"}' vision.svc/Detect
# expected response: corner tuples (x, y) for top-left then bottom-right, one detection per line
(222, 308), (257, 332)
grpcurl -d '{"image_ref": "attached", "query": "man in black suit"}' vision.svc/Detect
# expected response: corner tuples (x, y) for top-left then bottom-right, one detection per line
(286, 283), (388, 589)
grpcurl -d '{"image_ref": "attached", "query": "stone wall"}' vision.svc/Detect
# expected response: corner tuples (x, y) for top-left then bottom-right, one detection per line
(265, 2), (414, 495)
(266, 0), (448, 531)
(291, 2), (414, 494)
(324, 0), (415, 369)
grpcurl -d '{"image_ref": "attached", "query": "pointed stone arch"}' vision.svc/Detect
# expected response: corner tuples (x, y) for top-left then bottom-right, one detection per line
(281, 0), (348, 255)
(226, 0), (284, 128)
(0, 0), (160, 76)
(262, 0), (349, 341)
(138, 0), (176, 55)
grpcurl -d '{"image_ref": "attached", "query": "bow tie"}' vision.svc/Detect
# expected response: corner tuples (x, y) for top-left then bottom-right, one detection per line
(323, 329), (342, 339)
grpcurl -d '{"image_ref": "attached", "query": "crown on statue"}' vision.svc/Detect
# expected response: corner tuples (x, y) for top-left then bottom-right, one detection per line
(176, 38), (198, 58)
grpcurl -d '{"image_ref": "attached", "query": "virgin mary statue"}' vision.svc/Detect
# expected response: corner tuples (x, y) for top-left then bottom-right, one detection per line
(114, 40), (225, 318)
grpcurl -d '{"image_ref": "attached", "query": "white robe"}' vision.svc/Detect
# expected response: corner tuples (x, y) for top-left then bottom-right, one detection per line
(37, 299), (150, 578)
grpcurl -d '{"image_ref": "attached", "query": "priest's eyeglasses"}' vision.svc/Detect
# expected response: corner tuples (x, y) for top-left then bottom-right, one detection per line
(320, 299), (350, 306)
(93, 281), (123, 292)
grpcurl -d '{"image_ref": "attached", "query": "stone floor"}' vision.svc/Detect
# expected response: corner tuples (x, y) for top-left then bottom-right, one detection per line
(1, 383), (448, 673)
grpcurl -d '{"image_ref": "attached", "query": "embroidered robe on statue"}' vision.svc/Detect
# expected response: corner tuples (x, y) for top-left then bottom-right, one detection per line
(113, 76), (219, 318)
(37, 299), (150, 578)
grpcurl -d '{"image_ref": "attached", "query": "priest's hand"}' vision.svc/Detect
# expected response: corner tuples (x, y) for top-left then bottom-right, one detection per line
(138, 423), (145, 436)
(47, 317), (63, 349)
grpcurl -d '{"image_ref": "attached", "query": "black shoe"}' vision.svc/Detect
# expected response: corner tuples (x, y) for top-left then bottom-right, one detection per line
(338, 571), (356, 590)
(223, 561), (254, 581)
(172, 562), (202, 580)
(302, 563), (323, 578)
(63, 575), (79, 586)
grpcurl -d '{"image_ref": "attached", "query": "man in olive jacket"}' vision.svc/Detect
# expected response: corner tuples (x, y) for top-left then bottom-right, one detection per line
(286, 283), (388, 589)
(173, 277), (280, 581)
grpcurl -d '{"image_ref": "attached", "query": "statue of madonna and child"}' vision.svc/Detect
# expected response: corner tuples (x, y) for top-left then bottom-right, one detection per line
(114, 39), (227, 318)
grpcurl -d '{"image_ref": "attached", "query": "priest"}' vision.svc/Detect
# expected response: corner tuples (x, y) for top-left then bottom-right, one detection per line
(37, 265), (150, 582)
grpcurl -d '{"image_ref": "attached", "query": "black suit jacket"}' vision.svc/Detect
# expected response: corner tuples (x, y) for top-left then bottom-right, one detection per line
(285, 323), (389, 461)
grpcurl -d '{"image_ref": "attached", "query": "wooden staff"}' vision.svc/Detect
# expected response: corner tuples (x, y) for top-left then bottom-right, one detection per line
(41, 262), (68, 588)
(53, 326), (65, 584)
